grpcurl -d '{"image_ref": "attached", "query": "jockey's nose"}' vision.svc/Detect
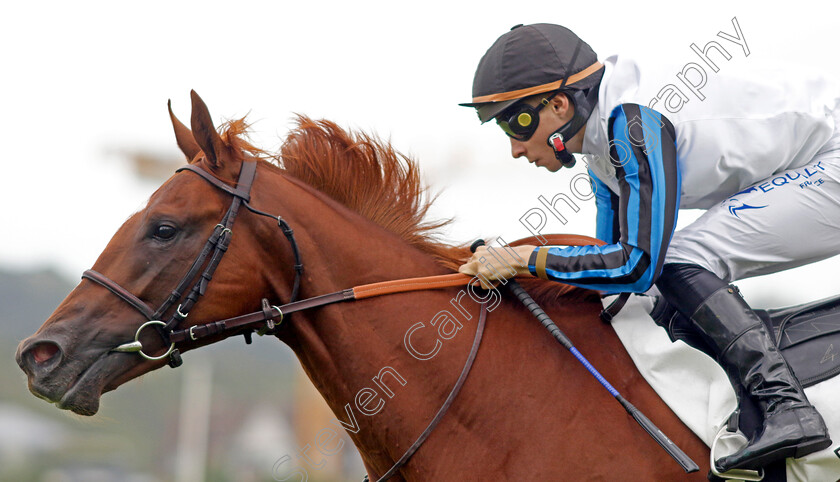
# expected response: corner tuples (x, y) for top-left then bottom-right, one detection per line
(510, 137), (526, 159)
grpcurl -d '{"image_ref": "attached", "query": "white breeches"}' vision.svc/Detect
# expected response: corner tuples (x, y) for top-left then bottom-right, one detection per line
(665, 123), (840, 283)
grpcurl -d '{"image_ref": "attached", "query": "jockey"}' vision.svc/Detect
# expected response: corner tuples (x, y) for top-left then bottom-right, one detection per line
(458, 23), (838, 472)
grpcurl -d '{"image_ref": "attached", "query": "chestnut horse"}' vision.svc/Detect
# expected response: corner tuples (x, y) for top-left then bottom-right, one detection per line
(16, 92), (709, 480)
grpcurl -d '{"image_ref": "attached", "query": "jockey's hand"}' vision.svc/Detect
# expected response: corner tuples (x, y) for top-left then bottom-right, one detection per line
(458, 245), (536, 289)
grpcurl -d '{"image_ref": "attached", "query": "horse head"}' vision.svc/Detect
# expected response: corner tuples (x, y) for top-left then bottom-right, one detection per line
(15, 91), (295, 415)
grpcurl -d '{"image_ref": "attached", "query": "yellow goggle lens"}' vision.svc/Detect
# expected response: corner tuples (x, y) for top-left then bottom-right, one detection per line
(516, 112), (532, 127)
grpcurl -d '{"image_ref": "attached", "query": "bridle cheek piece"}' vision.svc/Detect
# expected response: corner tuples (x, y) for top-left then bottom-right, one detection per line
(82, 161), (303, 368)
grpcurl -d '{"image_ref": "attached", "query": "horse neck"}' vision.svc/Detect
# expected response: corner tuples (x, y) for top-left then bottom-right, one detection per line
(255, 167), (449, 297)
(251, 165), (464, 468)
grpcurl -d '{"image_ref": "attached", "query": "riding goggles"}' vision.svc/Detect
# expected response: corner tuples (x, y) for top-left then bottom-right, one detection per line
(495, 91), (557, 141)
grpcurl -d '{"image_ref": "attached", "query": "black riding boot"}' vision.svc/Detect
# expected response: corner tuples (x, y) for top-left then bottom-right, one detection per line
(693, 285), (832, 471)
(656, 263), (831, 472)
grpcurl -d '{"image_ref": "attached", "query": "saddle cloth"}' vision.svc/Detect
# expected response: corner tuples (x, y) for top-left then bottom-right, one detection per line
(605, 293), (840, 482)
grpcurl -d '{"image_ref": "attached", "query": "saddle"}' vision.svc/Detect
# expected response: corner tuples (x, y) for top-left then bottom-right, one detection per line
(757, 294), (840, 388)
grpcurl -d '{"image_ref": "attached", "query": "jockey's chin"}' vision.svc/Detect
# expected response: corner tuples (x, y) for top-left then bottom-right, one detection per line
(532, 156), (563, 172)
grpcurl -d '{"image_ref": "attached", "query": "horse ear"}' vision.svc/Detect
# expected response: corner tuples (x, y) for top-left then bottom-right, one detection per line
(189, 90), (228, 169)
(168, 100), (201, 162)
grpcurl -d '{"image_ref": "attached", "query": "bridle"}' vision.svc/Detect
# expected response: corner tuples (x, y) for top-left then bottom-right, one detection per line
(82, 160), (303, 367)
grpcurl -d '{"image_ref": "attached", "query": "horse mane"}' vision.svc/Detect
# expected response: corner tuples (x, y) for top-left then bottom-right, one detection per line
(217, 116), (594, 305)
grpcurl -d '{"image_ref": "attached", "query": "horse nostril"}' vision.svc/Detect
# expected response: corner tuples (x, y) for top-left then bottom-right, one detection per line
(30, 342), (61, 365)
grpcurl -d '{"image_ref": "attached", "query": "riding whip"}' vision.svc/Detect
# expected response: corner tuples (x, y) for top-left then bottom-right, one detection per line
(470, 240), (700, 473)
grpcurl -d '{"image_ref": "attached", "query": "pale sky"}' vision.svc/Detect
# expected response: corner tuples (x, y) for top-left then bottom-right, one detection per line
(2, 0), (839, 307)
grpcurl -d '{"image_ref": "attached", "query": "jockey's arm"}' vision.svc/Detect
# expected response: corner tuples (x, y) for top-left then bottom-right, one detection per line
(461, 104), (681, 294)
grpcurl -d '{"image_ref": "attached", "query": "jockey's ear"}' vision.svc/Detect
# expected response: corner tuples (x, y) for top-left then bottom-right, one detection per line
(168, 99), (201, 162)
(189, 90), (231, 170)
(550, 93), (573, 119)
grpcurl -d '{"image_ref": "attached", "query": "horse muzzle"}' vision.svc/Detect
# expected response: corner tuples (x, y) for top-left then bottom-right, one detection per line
(16, 328), (138, 416)
(16, 335), (73, 404)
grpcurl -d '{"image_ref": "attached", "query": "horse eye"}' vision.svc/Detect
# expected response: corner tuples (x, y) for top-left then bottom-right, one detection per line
(153, 224), (178, 241)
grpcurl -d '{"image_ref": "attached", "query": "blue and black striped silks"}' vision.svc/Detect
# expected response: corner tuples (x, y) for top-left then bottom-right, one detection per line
(529, 104), (681, 294)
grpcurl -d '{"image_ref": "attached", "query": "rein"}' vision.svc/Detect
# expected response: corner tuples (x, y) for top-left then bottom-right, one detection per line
(81, 160), (598, 480)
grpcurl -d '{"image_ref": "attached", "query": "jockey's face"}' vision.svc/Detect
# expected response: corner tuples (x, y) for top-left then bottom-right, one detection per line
(506, 93), (583, 172)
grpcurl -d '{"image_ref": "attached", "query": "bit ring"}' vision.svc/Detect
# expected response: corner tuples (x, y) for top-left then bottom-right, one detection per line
(133, 320), (176, 361)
